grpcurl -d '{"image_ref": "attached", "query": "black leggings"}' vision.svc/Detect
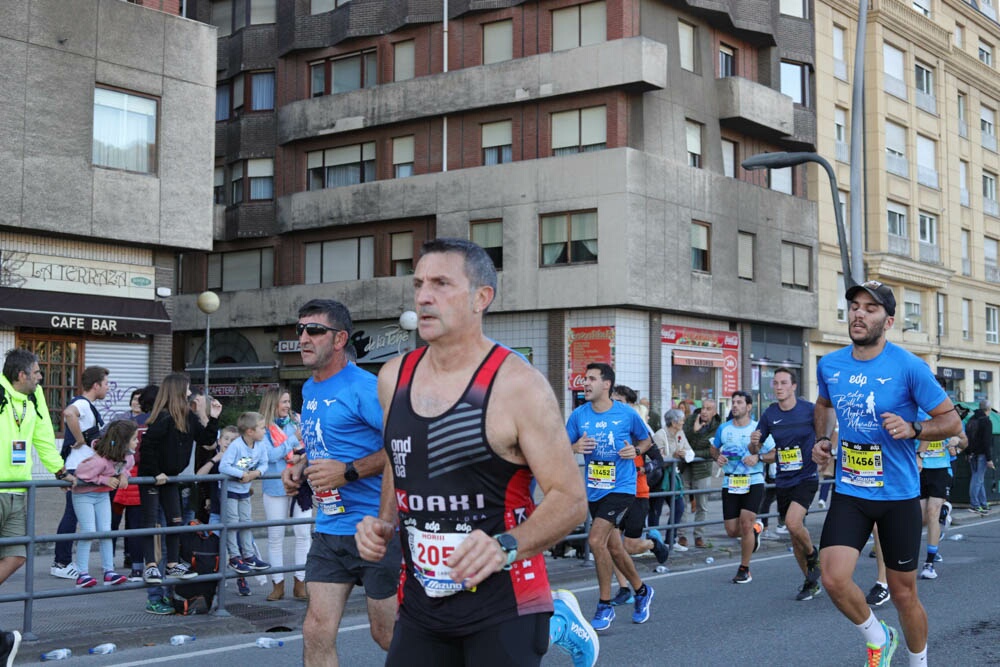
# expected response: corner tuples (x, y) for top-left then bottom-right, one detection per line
(386, 613), (550, 667)
(140, 482), (182, 565)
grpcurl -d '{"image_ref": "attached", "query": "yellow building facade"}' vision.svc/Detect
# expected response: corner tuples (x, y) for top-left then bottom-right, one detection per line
(811, 0), (1000, 406)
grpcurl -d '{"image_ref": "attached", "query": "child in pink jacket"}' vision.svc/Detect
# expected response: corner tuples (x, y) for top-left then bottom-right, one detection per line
(70, 420), (136, 588)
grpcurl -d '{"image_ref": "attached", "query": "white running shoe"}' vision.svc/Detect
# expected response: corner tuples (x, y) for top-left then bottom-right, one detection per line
(672, 541), (689, 552)
(50, 562), (79, 580)
(920, 563), (938, 580)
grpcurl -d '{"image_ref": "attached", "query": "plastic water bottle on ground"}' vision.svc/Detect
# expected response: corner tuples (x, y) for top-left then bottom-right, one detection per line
(40, 649), (72, 661)
(654, 565), (669, 573)
(705, 557), (714, 564)
(89, 643), (117, 654)
(947, 533), (964, 541)
(170, 635), (196, 645)
(256, 637), (284, 648)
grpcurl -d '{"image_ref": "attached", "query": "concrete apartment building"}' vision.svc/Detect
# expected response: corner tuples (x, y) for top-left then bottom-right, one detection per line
(811, 0), (1000, 406)
(171, 0), (818, 415)
(0, 0), (216, 426)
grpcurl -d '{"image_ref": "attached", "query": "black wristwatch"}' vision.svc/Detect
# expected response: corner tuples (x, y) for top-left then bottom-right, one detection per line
(343, 461), (359, 483)
(911, 421), (923, 438)
(494, 533), (519, 569)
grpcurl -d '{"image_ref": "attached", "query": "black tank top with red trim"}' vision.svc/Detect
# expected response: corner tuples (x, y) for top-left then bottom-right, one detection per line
(384, 344), (552, 635)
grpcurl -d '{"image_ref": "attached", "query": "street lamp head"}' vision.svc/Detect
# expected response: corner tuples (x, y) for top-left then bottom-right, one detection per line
(399, 310), (418, 331)
(196, 291), (220, 315)
(741, 151), (821, 171)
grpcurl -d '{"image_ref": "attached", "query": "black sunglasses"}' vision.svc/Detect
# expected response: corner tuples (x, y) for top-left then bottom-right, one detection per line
(295, 322), (343, 337)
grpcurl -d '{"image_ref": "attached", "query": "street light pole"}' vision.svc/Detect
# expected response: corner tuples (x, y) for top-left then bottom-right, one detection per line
(196, 291), (220, 395)
(741, 151), (858, 288)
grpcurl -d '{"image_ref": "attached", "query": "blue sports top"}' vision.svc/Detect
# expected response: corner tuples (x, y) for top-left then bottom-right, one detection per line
(916, 410), (953, 472)
(566, 401), (648, 501)
(817, 341), (948, 501)
(300, 363), (384, 535)
(757, 398), (818, 488)
(715, 419), (774, 489)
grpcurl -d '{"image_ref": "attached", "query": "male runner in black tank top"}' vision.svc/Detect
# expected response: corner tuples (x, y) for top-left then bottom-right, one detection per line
(356, 239), (589, 666)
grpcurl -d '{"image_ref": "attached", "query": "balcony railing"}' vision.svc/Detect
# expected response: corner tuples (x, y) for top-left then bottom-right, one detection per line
(963, 258), (972, 275)
(887, 154), (909, 178)
(985, 197), (999, 217)
(961, 188), (970, 207)
(888, 233), (911, 256)
(834, 59), (848, 81)
(916, 90), (937, 114)
(885, 74), (907, 99)
(918, 167), (939, 188)
(960, 119), (969, 137)
(919, 241), (941, 264)
(983, 133), (997, 152)
(836, 141), (849, 163)
(987, 263), (1000, 283)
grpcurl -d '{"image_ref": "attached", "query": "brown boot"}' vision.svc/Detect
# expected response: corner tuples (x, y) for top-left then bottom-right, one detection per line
(266, 580), (284, 601)
(293, 578), (308, 600)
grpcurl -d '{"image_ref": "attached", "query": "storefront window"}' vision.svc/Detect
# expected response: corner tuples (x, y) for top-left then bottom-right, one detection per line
(974, 370), (992, 404)
(15, 334), (82, 431)
(671, 364), (719, 411)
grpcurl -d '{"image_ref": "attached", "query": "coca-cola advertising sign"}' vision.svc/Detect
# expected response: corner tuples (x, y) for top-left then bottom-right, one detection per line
(660, 325), (739, 349)
(567, 326), (615, 389)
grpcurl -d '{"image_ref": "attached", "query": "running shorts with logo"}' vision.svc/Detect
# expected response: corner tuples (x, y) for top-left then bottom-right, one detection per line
(722, 484), (765, 520)
(820, 492), (922, 572)
(776, 478), (819, 518)
(386, 611), (550, 667)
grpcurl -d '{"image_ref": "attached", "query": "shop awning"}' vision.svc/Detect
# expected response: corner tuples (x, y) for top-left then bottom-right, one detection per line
(0, 287), (171, 335)
(672, 350), (725, 367)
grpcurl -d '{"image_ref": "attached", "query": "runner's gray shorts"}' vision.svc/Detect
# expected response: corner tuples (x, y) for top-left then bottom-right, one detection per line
(305, 532), (402, 600)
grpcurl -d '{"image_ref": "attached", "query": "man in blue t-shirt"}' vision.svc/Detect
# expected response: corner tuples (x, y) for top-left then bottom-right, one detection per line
(281, 299), (398, 666)
(752, 368), (822, 601)
(567, 363), (654, 631)
(915, 409), (963, 581)
(813, 281), (961, 667)
(711, 391), (774, 584)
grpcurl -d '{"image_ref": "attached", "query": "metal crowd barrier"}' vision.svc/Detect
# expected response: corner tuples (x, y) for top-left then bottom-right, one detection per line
(0, 462), (835, 639)
(0, 472), (313, 640)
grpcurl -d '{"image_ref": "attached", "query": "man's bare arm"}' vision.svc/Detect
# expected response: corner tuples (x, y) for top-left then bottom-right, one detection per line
(505, 367), (587, 560)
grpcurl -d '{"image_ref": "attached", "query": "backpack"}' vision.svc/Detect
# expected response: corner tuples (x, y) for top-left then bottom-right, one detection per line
(59, 396), (104, 461)
(172, 523), (221, 614)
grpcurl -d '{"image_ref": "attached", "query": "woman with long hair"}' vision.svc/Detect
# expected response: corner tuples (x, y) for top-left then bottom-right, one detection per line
(258, 386), (311, 601)
(137, 373), (221, 583)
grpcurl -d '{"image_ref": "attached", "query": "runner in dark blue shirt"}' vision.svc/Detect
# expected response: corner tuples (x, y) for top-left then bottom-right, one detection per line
(753, 368), (821, 601)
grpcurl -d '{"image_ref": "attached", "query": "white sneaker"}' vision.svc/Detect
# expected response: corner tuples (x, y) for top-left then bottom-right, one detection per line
(672, 541), (689, 552)
(920, 563), (938, 580)
(775, 524), (789, 535)
(50, 562), (80, 580)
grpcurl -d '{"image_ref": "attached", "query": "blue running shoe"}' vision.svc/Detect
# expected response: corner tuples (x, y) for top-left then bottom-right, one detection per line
(591, 602), (614, 631)
(610, 587), (633, 606)
(632, 584), (654, 624)
(551, 590), (599, 667)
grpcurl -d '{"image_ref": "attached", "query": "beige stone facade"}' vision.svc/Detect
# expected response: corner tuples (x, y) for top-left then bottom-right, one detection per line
(811, 0), (1000, 406)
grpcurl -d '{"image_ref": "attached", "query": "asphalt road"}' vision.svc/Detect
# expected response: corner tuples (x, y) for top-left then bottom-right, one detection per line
(18, 515), (998, 666)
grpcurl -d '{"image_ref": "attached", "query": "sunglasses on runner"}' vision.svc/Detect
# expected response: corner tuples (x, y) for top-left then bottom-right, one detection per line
(295, 322), (343, 337)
